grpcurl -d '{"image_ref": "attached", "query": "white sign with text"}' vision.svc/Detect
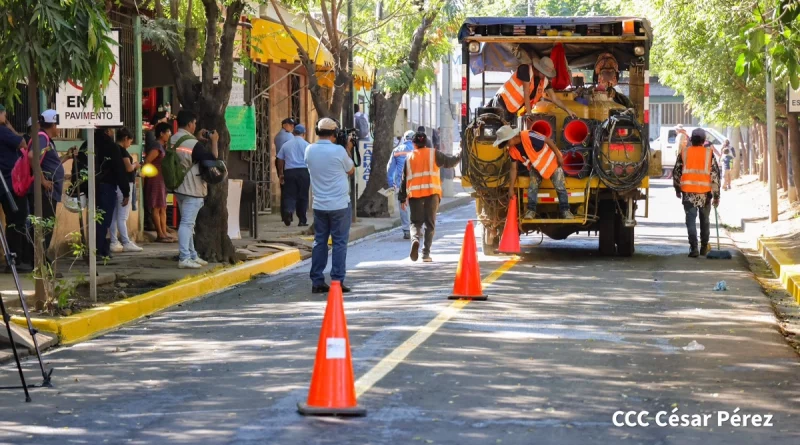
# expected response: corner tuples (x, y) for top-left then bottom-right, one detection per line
(56, 29), (122, 128)
(790, 87), (800, 112)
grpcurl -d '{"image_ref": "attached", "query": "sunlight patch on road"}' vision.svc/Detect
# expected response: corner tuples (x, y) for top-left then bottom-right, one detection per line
(354, 258), (518, 397)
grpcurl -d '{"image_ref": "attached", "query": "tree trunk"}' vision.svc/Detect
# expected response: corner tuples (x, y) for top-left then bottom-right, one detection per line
(788, 113), (800, 202)
(759, 123), (768, 182)
(356, 93), (402, 217)
(739, 127), (749, 176)
(777, 127), (788, 191)
(27, 69), (48, 305)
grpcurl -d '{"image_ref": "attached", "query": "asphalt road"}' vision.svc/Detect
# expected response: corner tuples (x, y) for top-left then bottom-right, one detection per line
(1, 180), (799, 445)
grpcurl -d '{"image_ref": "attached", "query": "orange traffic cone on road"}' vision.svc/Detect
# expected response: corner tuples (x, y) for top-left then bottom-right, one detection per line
(448, 221), (488, 301)
(497, 197), (521, 255)
(297, 281), (366, 417)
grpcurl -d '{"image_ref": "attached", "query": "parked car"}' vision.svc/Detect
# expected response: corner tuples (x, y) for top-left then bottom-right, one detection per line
(658, 126), (727, 171)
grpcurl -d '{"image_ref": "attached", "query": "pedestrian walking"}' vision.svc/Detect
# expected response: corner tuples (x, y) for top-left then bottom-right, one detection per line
(721, 148), (734, 191)
(0, 104), (33, 272)
(398, 132), (461, 263)
(387, 130), (415, 239)
(673, 128), (721, 258)
(94, 127), (131, 259)
(354, 104), (370, 141)
(276, 124), (310, 227)
(304, 118), (355, 293)
(144, 122), (174, 242)
(275, 117), (296, 223)
(170, 110), (219, 269)
(110, 128), (143, 253)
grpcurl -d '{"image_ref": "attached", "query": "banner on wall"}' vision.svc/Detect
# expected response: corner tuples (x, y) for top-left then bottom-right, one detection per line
(226, 106), (256, 151)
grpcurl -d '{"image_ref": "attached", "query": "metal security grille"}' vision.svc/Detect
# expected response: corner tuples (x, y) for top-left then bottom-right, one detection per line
(250, 63), (272, 212)
(108, 11), (136, 132)
(290, 74), (301, 122)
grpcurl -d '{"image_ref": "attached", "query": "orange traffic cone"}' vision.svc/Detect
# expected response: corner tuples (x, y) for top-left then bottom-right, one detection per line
(297, 281), (366, 416)
(497, 197), (521, 255)
(448, 221), (487, 301)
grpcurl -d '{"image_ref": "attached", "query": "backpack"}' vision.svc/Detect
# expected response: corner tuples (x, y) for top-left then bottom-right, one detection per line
(12, 132), (48, 197)
(162, 134), (194, 192)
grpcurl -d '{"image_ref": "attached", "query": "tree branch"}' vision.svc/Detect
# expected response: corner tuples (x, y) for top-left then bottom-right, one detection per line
(319, 0), (339, 56)
(214, 1), (246, 107)
(200, 0), (220, 99)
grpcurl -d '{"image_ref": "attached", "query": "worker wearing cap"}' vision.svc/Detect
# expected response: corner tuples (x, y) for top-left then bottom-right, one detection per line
(276, 124), (310, 227)
(387, 130), (415, 239)
(673, 128), (721, 258)
(490, 55), (575, 124)
(274, 118), (296, 225)
(675, 124), (689, 154)
(398, 132), (461, 263)
(494, 125), (573, 220)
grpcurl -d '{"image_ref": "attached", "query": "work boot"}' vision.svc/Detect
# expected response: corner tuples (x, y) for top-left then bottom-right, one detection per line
(688, 247), (700, 258)
(410, 240), (420, 262)
(403, 231), (411, 240)
(422, 255), (433, 263)
(312, 283), (330, 294)
(560, 210), (575, 219)
(700, 243), (711, 256)
(523, 210), (537, 220)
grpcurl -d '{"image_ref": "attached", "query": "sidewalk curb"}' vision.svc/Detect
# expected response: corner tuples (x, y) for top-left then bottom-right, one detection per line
(758, 238), (800, 304)
(11, 248), (302, 345)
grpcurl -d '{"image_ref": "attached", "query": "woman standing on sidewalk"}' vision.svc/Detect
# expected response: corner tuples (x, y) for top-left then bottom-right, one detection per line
(110, 128), (143, 253)
(144, 122), (173, 243)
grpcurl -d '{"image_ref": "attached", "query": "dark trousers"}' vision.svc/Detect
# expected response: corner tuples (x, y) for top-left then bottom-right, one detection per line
(96, 183), (118, 258)
(684, 201), (711, 249)
(0, 192), (33, 268)
(282, 168), (310, 224)
(409, 195), (440, 257)
(310, 205), (351, 287)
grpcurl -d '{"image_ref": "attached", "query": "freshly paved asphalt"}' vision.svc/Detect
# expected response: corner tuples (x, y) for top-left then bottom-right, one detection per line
(0, 180), (799, 444)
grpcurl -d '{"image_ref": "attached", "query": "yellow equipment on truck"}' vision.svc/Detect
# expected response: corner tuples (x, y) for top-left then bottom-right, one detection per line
(458, 17), (662, 256)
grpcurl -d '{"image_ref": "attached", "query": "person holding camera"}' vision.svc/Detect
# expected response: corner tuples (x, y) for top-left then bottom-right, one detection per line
(170, 110), (219, 269)
(398, 132), (461, 263)
(304, 118), (355, 294)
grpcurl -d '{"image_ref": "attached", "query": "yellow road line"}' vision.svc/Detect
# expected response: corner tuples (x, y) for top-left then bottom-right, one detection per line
(354, 258), (519, 397)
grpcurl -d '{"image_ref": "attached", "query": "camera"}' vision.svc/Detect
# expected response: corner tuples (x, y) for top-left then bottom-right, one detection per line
(336, 128), (359, 150)
(202, 130), (214, 139)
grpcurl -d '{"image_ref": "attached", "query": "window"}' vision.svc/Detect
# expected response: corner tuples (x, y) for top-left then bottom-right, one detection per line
(290, 74), (301, 122)
(667, 130), (677, 144)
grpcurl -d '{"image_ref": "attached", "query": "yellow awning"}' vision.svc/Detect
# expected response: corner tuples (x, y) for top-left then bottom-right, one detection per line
(316, 58), (373, 90)
(250, 18), (334, 67)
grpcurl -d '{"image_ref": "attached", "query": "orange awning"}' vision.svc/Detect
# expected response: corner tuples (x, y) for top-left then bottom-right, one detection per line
(250, 18), (334, 67)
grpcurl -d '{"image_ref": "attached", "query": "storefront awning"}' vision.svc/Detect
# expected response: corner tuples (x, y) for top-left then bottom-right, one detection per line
(250, 18), (334, 67)
(316, 58), (374, 90)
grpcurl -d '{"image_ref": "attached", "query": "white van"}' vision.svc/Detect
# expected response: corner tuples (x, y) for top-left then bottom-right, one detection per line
(658, 126), (728, 170)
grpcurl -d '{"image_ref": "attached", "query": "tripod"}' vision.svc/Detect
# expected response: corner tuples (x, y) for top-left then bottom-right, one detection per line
(0, 173), (54, 402)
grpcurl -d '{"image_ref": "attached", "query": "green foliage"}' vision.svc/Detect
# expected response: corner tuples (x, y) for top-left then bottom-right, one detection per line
(0, 0), (116, 109)
(532, 0), (621, 16)
(734, 0), (800, 89)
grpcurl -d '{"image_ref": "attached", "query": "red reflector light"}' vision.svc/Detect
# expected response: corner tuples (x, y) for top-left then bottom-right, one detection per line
(617, 129), (630, 137)
(462, 77), (467, 91)
(461, 103), (467, 116)
(610, 143), (634, 152)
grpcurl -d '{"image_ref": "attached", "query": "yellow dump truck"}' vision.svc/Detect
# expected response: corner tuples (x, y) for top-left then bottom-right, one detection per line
(458, 17), (662, 256)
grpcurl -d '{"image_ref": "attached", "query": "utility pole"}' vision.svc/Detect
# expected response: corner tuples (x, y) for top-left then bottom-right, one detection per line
(440, 48), (455, 197)
(767, 52), (778, 223)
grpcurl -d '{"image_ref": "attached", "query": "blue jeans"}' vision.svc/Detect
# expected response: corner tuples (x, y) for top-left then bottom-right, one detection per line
(528, 167), (569, 212)
(683, 201), (711, 249)
(110, 183), (133, 246)
(177, 195), (204, 261)
(310, 205), (352, 287)
(396, 191), (410, 231)
(96, 183), (119, 258)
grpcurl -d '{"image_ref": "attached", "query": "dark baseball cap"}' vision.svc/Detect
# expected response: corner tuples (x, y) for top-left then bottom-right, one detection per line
(691, 128), (706, 139)
(281, 117), (297, 125)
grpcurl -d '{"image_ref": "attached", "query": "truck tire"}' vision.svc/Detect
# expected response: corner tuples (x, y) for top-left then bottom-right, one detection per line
(598, 201), (616, 256)
(615, 202), (636, 257)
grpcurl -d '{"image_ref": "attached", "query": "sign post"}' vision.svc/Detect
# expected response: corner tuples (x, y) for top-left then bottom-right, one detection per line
(56, 29), (122, 302)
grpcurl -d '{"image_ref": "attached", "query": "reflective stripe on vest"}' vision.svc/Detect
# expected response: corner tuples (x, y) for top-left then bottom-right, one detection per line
(406, 147), (441, 198)
(518, 130), (558, 180)
(498, 65), (546, 114)
(680, 145), (713, 193)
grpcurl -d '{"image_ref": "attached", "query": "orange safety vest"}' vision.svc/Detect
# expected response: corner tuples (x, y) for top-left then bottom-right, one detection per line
(405, 147), (442, 199)
(498, 65), (547, 114)
(680, 145), (713, 193)
(508, 130), (558, 180)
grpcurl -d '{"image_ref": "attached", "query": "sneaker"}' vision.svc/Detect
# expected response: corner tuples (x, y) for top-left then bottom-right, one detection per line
(123, 242), (143, 253)
(688, 248), (700, 258)
(178, 259), (202, 269)
(193, 257), (209, 266)
(700, 244), (711, 256)
(422, 256), (433, 263)
(110, 243), (124, 254)
(298, 222), (309, 227)
(560, 210), (575, 219)
(410, 240), (420, 262)
(403, 231), (411, 240)
(312, 284), (330, 294)
(523, 210), (537, 220)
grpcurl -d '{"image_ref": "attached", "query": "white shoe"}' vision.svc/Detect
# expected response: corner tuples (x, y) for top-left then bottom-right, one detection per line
(110, 243), (124, 254)
(178, 259), (202, 269)
(193, 257), (209, 266)
(123, 242), (143, 253)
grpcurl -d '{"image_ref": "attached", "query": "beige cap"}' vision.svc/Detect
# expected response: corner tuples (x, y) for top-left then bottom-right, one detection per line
(493, 125), (521, 147)
(317, 118), (339, 131)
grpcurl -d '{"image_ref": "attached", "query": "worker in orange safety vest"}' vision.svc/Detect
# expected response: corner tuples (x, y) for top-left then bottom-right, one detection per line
(673, 128), (721, 258)
(494, 125), (574, 221)
(489, 53), (575, 124)
(398, 132), (461, 263)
